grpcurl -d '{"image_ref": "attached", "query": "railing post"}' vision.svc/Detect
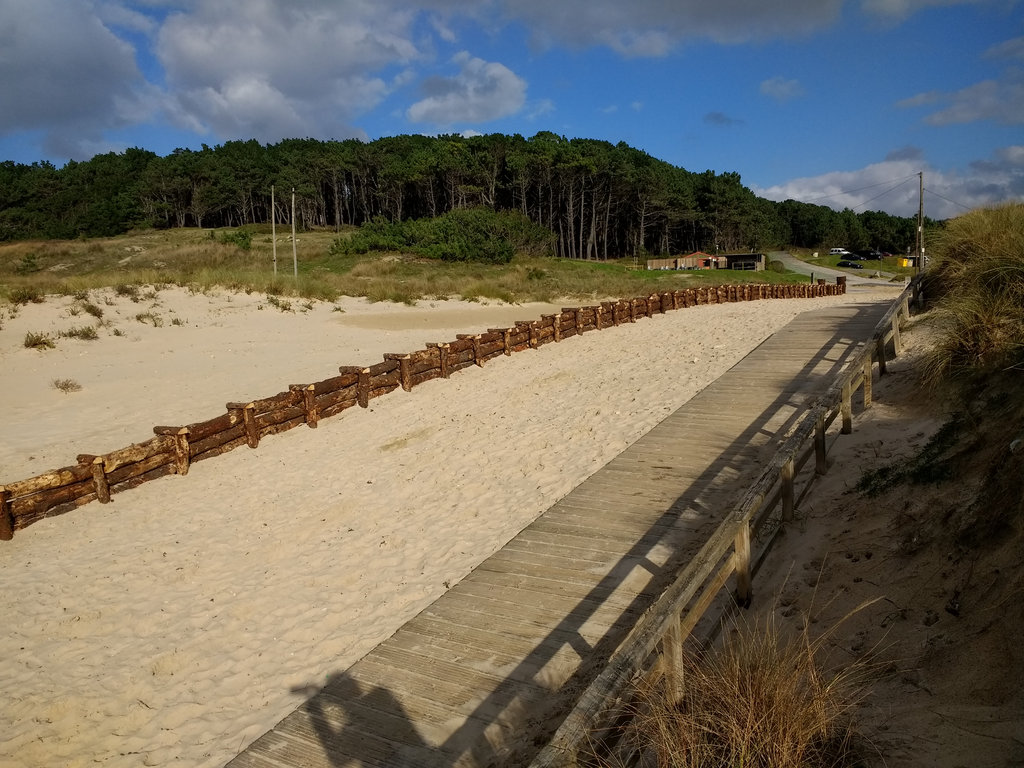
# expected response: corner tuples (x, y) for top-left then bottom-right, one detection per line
(841, 380), (853, 434)
(862, 354), (873, 409)
(815, 414), (828, 474)
(90, 456), (111, 503)
(891, 315), (902, 356)
(876, 335), (888, 376)
(733, 522), (752, 608)
(661, 617), (685, 704)
(781, 458), (795, 522)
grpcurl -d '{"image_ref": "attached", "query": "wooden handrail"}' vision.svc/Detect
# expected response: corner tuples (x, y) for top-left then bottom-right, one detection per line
(531, 278), (919, 766)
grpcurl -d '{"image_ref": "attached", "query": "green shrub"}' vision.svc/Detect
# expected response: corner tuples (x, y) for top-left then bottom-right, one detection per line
(330, 208), (554, 264)
(15, 253), (41, 274)
(10, 286), (45, 305)
(24, 331), (55, 349)
(219, 228), (253, 251)
(59, 325), (100, 340)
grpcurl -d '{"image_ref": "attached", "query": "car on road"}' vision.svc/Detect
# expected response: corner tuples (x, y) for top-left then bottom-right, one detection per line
(836, 260), (864, 269)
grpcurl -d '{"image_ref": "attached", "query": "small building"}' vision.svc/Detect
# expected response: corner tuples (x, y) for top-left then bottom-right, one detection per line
(645, 252), (765, 271)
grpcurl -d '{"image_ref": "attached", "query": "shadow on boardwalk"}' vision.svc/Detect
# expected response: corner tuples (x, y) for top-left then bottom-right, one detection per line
(231, 299), (890, 768)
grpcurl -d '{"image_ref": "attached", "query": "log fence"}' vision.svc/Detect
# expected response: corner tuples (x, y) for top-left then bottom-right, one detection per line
(0, 281), (847, 542)
(528, 278), (920, 767)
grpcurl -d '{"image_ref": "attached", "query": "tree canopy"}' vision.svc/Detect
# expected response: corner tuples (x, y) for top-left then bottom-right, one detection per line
(0, 133), (931, 257)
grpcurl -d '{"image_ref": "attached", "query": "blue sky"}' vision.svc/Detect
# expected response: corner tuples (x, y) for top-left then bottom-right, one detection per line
(1, 0), (1022, 219)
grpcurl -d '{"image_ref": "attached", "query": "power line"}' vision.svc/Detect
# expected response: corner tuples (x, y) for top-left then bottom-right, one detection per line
(800, 173), (919, 205)
(923, 186), (973, 214)
(850, 177), (919, 212)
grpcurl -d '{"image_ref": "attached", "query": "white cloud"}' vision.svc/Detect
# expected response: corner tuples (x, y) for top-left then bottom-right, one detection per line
(156, 0), (421, 141)
(860, 0), (984, 22)
(406, 51), (526, 124)
(0, 0), (151, 159)
(754, 146), (1024, 219)
(899, 78), (1024, 125)
(760, 76), (805, 102)
(498, 0), (844, 55)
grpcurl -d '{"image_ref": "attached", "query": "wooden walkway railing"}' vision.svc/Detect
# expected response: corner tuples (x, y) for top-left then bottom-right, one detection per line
(529, 279), (919, 766)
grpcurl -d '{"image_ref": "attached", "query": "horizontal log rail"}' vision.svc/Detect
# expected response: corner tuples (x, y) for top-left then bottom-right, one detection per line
(0, 281), (849, 541)
(529, 277), (920, 767)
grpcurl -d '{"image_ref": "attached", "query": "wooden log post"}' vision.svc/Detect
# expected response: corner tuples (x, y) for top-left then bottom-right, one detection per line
(357, 369), (371, 407)
(154, 426), (192, 474)
(548, 314), (562, 342)
(814, 414), (828, 474)
(289, 383), (320, 427)
(876, 335), (888, 376)
(227, 402), (260, 447)
(734, 522), (753, 608)
(862, 354), (873, 409)
(490, 328), (513, 356)
(661, 617), (685, 704)
(528, 323), (539, 349)
(458, 334), (484, 366)
(841, 380), (853, 434)
(891, 314), (903, 356)
(384, 354), (413, 390)
(0, 487), (13, 540)
(90, 456), (111, 504)
(781, 458), (795, 522)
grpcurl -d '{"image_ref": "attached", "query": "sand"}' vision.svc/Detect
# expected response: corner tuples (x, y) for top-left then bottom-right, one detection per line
(0, 283), (901, 768)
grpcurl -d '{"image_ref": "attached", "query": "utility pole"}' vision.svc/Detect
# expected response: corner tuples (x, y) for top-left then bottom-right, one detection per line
(916, 171), (924, 275)
(271, 185), (277, 277)
(291, 187), (298, 281)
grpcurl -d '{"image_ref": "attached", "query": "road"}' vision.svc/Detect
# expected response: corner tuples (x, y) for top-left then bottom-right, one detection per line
(769, 250), (905, 287)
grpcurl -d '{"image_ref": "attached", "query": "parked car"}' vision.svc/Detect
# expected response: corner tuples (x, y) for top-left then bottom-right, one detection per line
(836, 260), (864, 269)
(853, 249), (883, 259)
(829, 247), (851, 256)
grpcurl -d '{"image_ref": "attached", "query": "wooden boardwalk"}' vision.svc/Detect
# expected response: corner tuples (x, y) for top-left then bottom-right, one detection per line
(227, 297), (894, 768)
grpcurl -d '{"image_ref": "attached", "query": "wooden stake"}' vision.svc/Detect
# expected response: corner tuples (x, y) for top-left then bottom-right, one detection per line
(357, 368), (371, 407)
(173, 428), (191, 474)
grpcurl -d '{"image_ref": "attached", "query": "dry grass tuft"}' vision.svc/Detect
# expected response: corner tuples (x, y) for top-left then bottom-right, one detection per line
(52, 378), (82, 393)
(923, 203), (1024, 383)
(599, 609), (875, 768)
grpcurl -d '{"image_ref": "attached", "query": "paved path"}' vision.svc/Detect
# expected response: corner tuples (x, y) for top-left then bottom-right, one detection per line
(226, 295), (894, 768)
(771, 250), (903, 286)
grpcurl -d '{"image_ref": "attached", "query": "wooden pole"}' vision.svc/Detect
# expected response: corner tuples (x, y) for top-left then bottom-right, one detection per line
(271, 185), (277, 277)
(876, 335), (888, 376)
(291, 187), (298, 281)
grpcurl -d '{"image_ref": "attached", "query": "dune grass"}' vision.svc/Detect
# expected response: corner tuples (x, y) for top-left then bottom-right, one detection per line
(1, 226), (815, 308)
(922, 203), (1024, 383)
(597, 610), (873, 768)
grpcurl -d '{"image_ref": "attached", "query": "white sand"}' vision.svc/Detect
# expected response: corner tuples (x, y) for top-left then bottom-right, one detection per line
(0, 284), (899, 767)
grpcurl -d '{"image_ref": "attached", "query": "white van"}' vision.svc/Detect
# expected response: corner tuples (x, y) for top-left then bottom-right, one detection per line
(829, 247), (850, 256)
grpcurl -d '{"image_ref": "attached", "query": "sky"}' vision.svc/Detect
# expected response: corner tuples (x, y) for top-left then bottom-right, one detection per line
(1, 0), (1022, 220)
